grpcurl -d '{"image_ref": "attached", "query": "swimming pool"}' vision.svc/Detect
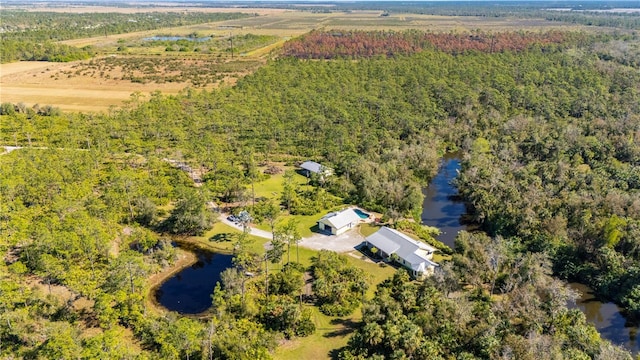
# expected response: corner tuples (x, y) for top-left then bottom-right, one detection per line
(354, 209), (369, 219)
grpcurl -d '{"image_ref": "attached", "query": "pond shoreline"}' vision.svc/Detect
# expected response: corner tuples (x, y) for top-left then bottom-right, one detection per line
(146, 236), (234, 314)
(151, 239), (235, 315)
(146, 247), (198, 314)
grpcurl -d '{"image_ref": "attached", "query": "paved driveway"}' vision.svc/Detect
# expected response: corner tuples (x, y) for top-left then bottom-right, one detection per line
(219, 214), (273, 239)
(298, 228), (365, 253)
(219, 213), (366, 253)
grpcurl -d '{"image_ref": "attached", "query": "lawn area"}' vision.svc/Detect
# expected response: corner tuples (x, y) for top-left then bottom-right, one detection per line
(253, 213), (318, 238)
(251, 166), (348, 237)
(358, 222), (381, 237)
(252, 167), (308, 200)
(274, 306), (358, 360)
(274, 257), (396, 360)
(433, 253), (453, 262)
(186, 221), (269, 254)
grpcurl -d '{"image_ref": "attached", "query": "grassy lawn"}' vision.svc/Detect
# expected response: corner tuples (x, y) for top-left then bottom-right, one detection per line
(185, 222), (269, 254)
(252, 167), (308, 200)
(433, 253), (453, 262)
(358, 223), (381, 237)
(253, 212), (324, 238)
(274, 306), (357, 360)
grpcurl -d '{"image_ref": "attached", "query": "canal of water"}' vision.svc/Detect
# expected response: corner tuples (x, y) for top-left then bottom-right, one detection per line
(421, 153), (638, 355)
(569, 283), (639, 355)
(421, 152), (471, 249)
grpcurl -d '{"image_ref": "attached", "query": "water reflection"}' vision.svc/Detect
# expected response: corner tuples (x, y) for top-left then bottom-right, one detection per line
(569, 282), (639, 355)
(421, 153), (470, 249)
(155, 250), (233, 314)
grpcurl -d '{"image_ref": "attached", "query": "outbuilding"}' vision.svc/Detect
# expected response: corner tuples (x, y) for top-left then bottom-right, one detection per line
(318, 208), (361, 235)
(299, 161), (333, 178)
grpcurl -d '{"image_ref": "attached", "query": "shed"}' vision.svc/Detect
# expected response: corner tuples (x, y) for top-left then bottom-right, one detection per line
(318, 208), (361, 235)
(300, 161), (333, 178)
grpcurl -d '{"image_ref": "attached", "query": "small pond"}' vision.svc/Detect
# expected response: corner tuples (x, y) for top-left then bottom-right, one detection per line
(421, 152), (471, 249)
(143, 36), (212, 42)
(569, 283), (639, 355)
(154, 248), (233, 314)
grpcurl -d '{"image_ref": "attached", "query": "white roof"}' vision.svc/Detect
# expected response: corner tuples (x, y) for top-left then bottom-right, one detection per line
(319, 209), (361, 229)
(300, 161), (324, 174)
(366, 227), (437, 271)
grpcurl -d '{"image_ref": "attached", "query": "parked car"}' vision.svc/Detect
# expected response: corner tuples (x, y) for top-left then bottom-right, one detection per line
(227, 215), (240, 223)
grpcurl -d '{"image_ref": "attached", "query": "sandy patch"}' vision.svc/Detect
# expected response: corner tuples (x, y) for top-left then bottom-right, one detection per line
(0, 58), (240, 112)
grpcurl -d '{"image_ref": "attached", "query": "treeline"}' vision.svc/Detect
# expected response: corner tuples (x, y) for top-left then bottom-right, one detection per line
(1, 102), (61, 117)
(282, 30), (571, 59)
(542, 12), (640, 30)
(0, 40), (94, 63)
(0, 11), (250, 42)
(0, 11), (250, 63)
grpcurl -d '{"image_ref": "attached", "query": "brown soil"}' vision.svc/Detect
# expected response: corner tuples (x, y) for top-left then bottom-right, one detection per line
(0, 58), (217, 113)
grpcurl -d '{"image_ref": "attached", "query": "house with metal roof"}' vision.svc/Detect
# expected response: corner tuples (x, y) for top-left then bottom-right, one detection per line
(365, 226), (438, 278)
(318, 208), (361, 235)
(299, 161), (333, 178)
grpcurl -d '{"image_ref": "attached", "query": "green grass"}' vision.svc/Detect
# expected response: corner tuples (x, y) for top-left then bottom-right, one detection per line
(274, 306), (356, 360)
(186, 222), (269, 254)
(252, 212), (322, 238)
(433, 253), (453, 263)
(274, 256), (395, 360)
(358, 223), (380, 237)
(252, 167), (308, 200)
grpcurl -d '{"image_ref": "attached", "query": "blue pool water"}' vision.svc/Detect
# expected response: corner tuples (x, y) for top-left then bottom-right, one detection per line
(354, 209), (369, 219)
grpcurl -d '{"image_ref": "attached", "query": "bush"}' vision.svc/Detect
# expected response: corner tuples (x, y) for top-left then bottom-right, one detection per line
(394, 220), (453, 254)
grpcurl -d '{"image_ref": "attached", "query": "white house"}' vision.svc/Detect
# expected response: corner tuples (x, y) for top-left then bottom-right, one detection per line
(318, 208), (361, 235)
(299, 161), (333, 178)
(365, 226), (438, 278)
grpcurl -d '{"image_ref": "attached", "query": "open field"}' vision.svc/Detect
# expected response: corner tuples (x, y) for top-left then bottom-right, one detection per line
(0, 58), (215, 112)
(0, 6), (588, 113)
(4, 5), (288, 15)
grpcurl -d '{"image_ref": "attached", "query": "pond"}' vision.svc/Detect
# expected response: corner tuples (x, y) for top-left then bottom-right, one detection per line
(569, 283), (639, 355)
(421, 152), (471, 249)
(154, 248), (233, 314)
(143, 36), (212, 42)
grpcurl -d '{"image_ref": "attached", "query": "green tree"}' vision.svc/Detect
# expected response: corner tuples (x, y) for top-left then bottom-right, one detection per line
(163, 188), (215, 235)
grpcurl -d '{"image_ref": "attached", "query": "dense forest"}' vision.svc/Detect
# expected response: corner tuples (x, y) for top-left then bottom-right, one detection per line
(282, 30), (572, 58)
(2, 24), (640, 359)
